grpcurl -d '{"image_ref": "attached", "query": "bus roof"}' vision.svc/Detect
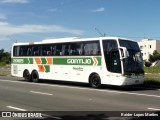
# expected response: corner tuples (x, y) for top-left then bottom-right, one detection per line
(12, 36), (135, 46)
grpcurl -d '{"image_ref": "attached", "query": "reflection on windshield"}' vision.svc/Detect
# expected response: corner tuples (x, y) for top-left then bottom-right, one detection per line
(119, 39), (144, 75)
(123, 50), (144, 75)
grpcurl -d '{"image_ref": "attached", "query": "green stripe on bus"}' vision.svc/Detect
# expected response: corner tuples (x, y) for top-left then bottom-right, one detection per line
(41, 58), (47, 64)
(12, 57), (101, 66)
(12, 58), (33, 64)
(53, 57), (101, 66)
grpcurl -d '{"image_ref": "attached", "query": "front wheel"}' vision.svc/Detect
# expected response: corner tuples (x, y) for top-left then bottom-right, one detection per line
(89, 74), (101, 88)
(31, 71), (39, 83)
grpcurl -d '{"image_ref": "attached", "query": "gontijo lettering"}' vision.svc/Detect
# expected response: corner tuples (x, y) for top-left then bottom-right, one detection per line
(67, 59), (92, 64)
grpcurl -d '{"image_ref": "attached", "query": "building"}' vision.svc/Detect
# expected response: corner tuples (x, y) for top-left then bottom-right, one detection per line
(138, 39), (160, 65)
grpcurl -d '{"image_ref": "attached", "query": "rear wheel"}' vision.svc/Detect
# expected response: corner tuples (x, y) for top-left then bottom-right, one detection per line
(31, 71), (39, 83)
(89, 74), (101, 88)
(24, 70), (31, 82)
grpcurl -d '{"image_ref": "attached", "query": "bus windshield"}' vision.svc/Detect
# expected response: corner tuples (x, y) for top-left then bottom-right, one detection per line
(119, 39), (144, 75)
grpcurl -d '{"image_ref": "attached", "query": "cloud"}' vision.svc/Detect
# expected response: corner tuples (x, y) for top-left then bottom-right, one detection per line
(0, 14), (7, 20)
(92, 7), (105, 12)
(0, 0), (30, 4)
(0, 21), (84, 38)
(47, 8), (58, 12)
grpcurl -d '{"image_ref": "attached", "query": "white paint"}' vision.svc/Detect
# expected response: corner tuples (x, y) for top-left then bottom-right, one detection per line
(1, 79), (160, 98)
(42, 114), (62, 119)
(148, 108), (160, 111)
(7, 106), (26, 111)
(30, 91), (53, 96)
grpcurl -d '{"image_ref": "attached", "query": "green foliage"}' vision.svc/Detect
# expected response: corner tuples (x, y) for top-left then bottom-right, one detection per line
(149, 50), (160, 63)
(144, 61), (152, 67)
(144, 66), (160, 73)
(0, 49), (11, 66)
(144, 78), (160, 86)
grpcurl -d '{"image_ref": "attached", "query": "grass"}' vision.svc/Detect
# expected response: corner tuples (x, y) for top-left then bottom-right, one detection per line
(0, 62), (7, 68)
(144, 66), (160, 86)
(144, 77), (160, 86)
(144, 66), (160, 73)
(0, 72), (10, 76)
(0, 63), (11, 76)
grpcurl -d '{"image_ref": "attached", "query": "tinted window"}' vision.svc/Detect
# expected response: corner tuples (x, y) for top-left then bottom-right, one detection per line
(32, 45), (40, 56)
(13, 46), (20, 56)
(70, 42), (83, 55)
(83, 41), (100, 55)
(19, 46), (28, 56)
(42, 44), (53, 56)
(13, 40), (101, 57)
(119, 39), (140, 50)
(55, 44), (62, 55)
(62, 44), (70, 55)
(103, 40), (118, 72)
(26, 46), (32, 56)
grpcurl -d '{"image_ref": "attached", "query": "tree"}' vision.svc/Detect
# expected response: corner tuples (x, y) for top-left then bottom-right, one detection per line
(0, 49), (11, 64)
(0, 49), (4, 62)
(148, 50), (160, 66)
(144, 61), (152, 67)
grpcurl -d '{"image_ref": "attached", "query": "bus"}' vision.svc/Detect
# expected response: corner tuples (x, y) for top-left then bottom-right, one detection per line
(11, 37), (144, 88)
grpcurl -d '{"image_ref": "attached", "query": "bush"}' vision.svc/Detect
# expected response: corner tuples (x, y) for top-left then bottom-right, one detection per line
(0, 62), (6, 67)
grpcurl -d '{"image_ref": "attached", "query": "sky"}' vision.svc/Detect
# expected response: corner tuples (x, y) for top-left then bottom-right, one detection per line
(0, 0), (160, 51)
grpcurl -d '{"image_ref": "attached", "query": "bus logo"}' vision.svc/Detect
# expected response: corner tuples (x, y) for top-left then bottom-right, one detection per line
(67, 59), (92, 65)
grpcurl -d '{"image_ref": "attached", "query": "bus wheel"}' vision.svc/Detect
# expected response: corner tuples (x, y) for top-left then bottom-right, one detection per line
(31, 70), (39, 83)
(24, 70), (31, 82)
(89, 74), (101, 88)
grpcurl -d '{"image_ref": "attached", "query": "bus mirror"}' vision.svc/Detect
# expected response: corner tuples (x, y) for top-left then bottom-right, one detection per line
(119, 47), (128, 59)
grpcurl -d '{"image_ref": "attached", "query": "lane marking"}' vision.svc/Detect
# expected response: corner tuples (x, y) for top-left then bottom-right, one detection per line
(42, 114), (62, 119)
(148, 108), (160, 111)
(7, 106), (26, 111)
(1, 79), (160, 98)
(30, 91), (53, 96)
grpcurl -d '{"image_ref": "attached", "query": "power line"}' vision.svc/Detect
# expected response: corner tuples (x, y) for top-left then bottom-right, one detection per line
(6, 36), (17, 43)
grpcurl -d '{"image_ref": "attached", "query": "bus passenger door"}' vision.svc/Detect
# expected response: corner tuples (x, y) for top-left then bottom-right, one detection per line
(109, 49), (122, 85)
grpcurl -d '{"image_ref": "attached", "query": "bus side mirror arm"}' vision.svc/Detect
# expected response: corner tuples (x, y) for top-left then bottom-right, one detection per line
(119, 47), (128, 59)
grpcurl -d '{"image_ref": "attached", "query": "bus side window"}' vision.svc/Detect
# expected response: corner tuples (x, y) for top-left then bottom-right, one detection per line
(27, 48), (32, 56)
(52, 46), (56, 55)
(62, 44), (70, 56)
(32, 45), (40, 56)
(70, 42), (82, 55)
(55, 44), (62, 56)
(83, 41), (100, 55)
(13, 46), (20, 56)
(20, 48), (23, 56)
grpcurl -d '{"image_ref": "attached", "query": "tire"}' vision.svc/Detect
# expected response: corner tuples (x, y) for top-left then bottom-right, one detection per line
(31, 71), (39, 83)
(24, 70), (31, 82)
(89, 74), (101, 88)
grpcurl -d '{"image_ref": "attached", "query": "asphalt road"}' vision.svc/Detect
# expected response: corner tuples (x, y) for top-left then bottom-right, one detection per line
(0, 76), (160, 120)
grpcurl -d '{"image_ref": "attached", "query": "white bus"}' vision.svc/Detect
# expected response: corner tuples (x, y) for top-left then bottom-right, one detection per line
(11, 37), (144, 88)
